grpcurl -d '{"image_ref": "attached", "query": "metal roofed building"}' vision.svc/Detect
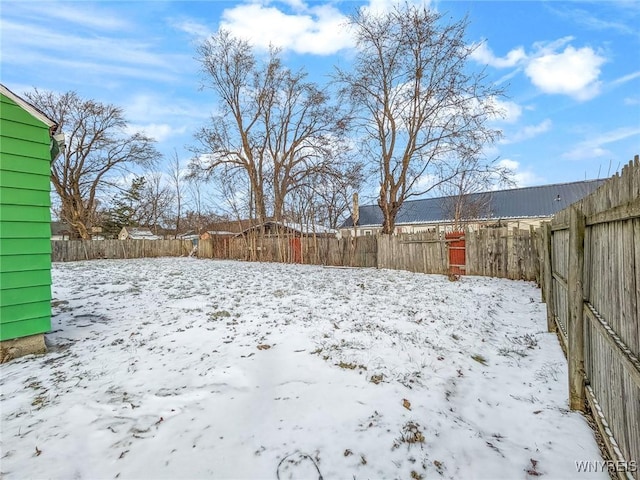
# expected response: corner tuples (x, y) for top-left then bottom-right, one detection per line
(118, 227), (163, 240)
(340, 179), (606, 236)
(238, 220), (337, 238)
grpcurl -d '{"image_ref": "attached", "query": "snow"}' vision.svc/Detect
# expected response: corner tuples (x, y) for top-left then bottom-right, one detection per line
(0, 258), (606, 479)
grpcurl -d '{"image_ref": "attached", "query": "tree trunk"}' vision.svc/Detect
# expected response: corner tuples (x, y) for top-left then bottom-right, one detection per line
(379, 198), (400, 235)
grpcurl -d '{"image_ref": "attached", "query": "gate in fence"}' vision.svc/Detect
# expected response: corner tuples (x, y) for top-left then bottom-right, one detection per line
(289, 238), (302, 263)
(445, 231), (466, 276)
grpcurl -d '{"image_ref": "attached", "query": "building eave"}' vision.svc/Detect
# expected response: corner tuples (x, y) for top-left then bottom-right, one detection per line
(1, 84), (57, 128)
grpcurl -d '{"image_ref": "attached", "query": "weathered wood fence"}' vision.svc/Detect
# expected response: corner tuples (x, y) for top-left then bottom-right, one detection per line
(376, 232), (448, 274)
(540, 155), (639, 479)
(196, 227), (539, 281)
(197, 234), (379, 268)
(52, 229), (540, 282)
(51, 239), (193, 262)
(466, 227), (539, 280)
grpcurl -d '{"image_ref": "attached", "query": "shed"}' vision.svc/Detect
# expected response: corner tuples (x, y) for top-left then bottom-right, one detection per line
(118, 227), (162, 240)
(238, 220), (337, 238)
(200, 230), (235, 240)
(51, 221), (73, 240)
(0, 84), (63, 361)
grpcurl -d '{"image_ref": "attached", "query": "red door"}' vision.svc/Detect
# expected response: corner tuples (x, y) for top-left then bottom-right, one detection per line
(289, 238), (302, 263)
(445, 231), (465, 276)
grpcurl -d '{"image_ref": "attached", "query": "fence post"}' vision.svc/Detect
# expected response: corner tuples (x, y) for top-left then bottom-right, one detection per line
(542, 223), (556, 333)
(568, 206), (586, 411)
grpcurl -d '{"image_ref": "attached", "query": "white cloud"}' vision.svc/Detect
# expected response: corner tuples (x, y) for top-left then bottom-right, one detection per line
(126, 94), (211, 124)
(472, 36), (607, 101)
(218, 0), (433, 55)
(525, 45), (606, 101)
(470, 43), (527, 68)
(562, 126), (640, 160)
(280, 0), (309, 10)
(547, 5), (638, 38)
(126, 123), (185, 143)
(7, 1), (129, 31)
(122, 93), (211, 144)
(173, 19), (212, 40)
(219, 2), (353, 55)
(497, 159), (543, 187)
(0, 18), (189, 83)
(610, 70), (640, 86)
(501, 119), (552, 144)
(490, 98), (523, 123)
(624, 96), (640, 106)
(363, 0), (432, 16)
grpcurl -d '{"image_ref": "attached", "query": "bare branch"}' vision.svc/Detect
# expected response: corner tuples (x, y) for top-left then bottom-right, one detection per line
(25, 89), (160, 239)
(336, 6), (504, 234)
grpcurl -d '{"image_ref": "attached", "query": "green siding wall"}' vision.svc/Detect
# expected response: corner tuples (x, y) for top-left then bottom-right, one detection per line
(0, 92), (52, 341)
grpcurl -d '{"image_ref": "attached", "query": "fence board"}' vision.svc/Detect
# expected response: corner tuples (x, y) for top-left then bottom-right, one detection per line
(193, 228), (538, 280)
(546, 154), (639, 479)
(52, 239), (193, 262)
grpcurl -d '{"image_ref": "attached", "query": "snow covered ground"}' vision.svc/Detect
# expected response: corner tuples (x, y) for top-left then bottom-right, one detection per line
(1, 258), (606, 479)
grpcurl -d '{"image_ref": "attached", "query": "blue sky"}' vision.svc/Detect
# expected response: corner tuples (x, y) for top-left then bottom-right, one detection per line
(2, 0), (639, 198)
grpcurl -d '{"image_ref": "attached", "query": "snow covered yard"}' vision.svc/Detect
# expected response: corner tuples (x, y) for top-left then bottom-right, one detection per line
(1, 258), (606, 480)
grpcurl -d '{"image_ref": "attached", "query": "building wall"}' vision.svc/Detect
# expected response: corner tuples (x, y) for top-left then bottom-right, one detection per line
(342, 217), (549, 237)
(0, 92), (52, 341)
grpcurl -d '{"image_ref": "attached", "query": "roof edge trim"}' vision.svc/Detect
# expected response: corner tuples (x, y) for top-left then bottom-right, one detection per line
(1, 84), (57, 128)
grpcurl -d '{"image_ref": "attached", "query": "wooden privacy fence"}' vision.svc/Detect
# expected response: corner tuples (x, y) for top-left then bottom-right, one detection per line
(376, 232), (448, 275)
(197, 227), (540, 281)
(540, 155), (639, 480)
(466, 227), (539, 281)
(52, 229), (539, 281)
(52, 239), (193, 262)
(197, 233), (378, 268)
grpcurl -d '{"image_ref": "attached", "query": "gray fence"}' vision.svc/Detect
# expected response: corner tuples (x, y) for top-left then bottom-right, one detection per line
(540, 155), (639, 479)
(197, 227), (540, 281)
(51, 239), (193, 262)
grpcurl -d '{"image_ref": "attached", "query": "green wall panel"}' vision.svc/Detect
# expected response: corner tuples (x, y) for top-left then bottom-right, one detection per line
(0, 118), (49, 144)
(0, 269), (51, 290)
(0, 187), (51, 206)
(0, 97), (49, 129)
(0, 152), (51, 175)
(0, 222), (50, 239)
(0, 204), (51, 223)
(0, 253), (51, 273)
(0, 136), (50, 160)
(1, 300), (51, 324)
(0, 316), (51, 342)
(0, 169), (50, 191)
(0, 91), (52, 341)
(0, 238), (52, 255)
(0, 285), (51, 307)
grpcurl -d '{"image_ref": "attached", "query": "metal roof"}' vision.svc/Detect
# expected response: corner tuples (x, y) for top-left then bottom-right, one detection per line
(239, 220), (336, 236)
(341, 179), (606, 228)
(120, 227), (163, 240)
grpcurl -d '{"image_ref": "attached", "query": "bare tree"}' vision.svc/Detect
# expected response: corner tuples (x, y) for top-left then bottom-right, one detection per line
(185, 175), (212, 234)
(193, 32), (269, 223)
(25, 90), (159, 239)
(287, 160), (364, 229)
(168, 152), (184, 237)
(337, 5), (504, 234)
(141, 172), (173, 233)
(438, 157), (514, 230)
(194, 30), (351, 225)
